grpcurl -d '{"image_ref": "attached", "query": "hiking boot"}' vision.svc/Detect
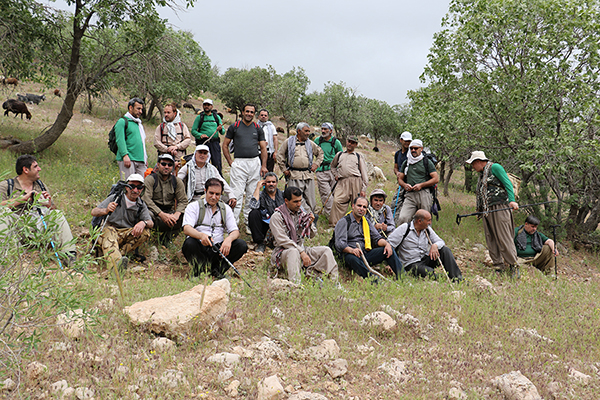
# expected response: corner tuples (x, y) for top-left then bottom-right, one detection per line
(118, 256), (129, 273)
(132, 249), (146, 263)
(256, 243), (266, 253)
(508, 264), (520, 279)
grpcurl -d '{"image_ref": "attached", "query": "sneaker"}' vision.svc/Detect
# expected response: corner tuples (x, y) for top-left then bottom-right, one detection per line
(245, 226), (252, 235)
(256, 243), (266, 253)
(117, 256), (129, 272)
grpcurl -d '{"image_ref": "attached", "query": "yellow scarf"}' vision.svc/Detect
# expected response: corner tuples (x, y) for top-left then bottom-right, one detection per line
(347, 212), (372, 251)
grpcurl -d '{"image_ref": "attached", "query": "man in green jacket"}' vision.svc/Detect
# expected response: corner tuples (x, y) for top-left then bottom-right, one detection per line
(467, 151), (519, 275)
(191, 99), (224, 174)
(514, 215), (558, 274)
(115, 97), (148, 180)
(314, 123), (343, 218)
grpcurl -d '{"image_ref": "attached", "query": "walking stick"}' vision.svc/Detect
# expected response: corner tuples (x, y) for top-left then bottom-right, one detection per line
(456, 201), (557, 225)
(35, 207), (63, 269)
(393, 186), (402, 220)
(200, 127), (221, 145)
(315, 180), (338, 224)
(366, 208), (388, 238)
(550, 224), (561, 280)
(424, 229), (453, 286)
(356, 244), (400, 287)
(211, 242), (253, 288)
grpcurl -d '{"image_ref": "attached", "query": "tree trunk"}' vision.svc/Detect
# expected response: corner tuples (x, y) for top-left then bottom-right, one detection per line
(85, 90), (93, 114)
(438, 161), (446, 186)
(443, 167), (454, 197)
(146, 99), (155, 120)
(464, 164), (474, 193)
(9, 16), (86, 154)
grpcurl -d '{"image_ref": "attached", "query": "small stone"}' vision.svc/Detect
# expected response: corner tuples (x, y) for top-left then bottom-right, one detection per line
(448, 387), (467, 399)
(151, 337), (176, 352)
(56, 309), (90, 338)
(130, 266), (146, 273)
(257, 374), (285, 400)
(288, 391), (329, 400)
(219, 369), (234, 381)
(272, 307), (285, 319)
(269, 278), (300, 291)
(378, 358), (409, 383)
(159, 369), (188, 388)
(472, 275), (496, 294)
(360, 311), (397, 333)
(149, 246), (159, 262)
(26, 361), (48, 381)
(1, 378), (16, 391)
(569, 368), (591, 385)
(448, 317), (464, 335)
(225, 379), (240, 397)
(63, 387), (76, 398)
(75, 386), (94, 399)
(207, 352), (241, 367)
(547, 381), (560, 399)
(325, 359), (348, 379)
(50, 342), (70, 352)
(306, 339), (340, 360)
(511, 328), (553, 344)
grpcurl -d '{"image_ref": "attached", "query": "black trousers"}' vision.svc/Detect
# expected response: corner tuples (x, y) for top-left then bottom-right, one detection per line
(266, 153), (275, 172)
(343, 247), (403, 279)
(248, 208), (269, 244)
(404, 246), (462, 281)
(182, 236), (247, 278)
(208, 138), (222, 175)
(152, 212), (184, 242)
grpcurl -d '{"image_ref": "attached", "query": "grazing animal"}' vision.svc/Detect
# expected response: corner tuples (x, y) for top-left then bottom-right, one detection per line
(24, 93), (46, 105)
(182, 102), (199, 113)
(2, 77), (18, 87)
(373, 146), (380, 152)
(3, 99), (32, 120)
(54, 89), (62, 97)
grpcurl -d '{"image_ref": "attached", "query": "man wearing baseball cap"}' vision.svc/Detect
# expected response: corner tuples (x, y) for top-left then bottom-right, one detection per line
(91, 174), (154, 271)
(315, 122), (343, 218)
(142, 154), (188, 245)
(466, 151), (519, 276)
(191, 99), (225, 174)
(366, 189), (395, 236)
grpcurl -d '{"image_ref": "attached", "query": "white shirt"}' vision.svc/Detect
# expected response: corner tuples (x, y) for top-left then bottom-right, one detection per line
(182, 199), (238, 244)
(387, 221), (445, 265)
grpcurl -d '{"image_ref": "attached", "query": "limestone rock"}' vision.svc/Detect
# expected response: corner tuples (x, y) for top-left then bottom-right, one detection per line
(212, 278), (231, 295)
(160, 369), (188, 388)
(325, 358), (348, 379)
(50, 380), (69, 393)
(271, 307), (285, 319)
(257, 374), (285, 400)
(378, 358), (409, 383)
(95, 298), (114, 311)
(207, 352), (241, 367)
(26, 361), (48, 381)
(306, 339), (340, 360)
(360, 311), (397, 333)
(547, 382), (560, 400)
(75, 386), (94, 399)
(288, 391), (329, 400)
(219, 369), (234, 381)
(1, 378), (16, 391)
(472, 275), (496, 294)
(448, 387), (467, 399)
(250, 337), (285, 361)
(123, 283), (228, 341)
(149, 246), (159, 262)
(568, 368), (591, 385)
(225, 379), (240, 397)
(490, 370), (541, 400)
(269, 278), (300, 291)
(448, 317), (464, 335)
(151, 337), (176, 352)
(56, 309), (90, 338)
(511, 328), (553, 344)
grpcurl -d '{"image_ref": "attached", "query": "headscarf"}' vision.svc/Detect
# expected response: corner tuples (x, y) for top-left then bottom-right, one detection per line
(164, 109), (182, 141)
(124, 111), (148, 164)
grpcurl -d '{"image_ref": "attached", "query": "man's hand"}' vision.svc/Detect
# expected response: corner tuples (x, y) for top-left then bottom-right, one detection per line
(228, 198), (237, 208)
(167, 145), (178, 155)
(159, 212), (178, 228)
(123, 154), (131, 168)
(346, 247), (363, 257)
(199, 233), (213, 247)
(200, 134), (208, 140)
(375, 222), (388, 232)
(131, 221), (146, 237)
(261, 165), (268, 177)
(404, 183), (414, 192)
(283, 170), (291, 178)
(256, 179), (266, 189)
(429, 243), (440, 261)
(359, 191), (366, 198)
(106, 201), (118, 215)
(308, 213), (315, 225)
(383, 242), (394, 258)
(310, 164), (318, 172)
(412, 183), (423, 191)
(300, 251), (311, 267)
(509, 201), (519, 210)
(220, 237), (233, 257)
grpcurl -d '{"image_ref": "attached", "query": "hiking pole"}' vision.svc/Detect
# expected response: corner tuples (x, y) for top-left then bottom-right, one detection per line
(424, 229), (453, 286)
(35, 207), (63, 269)
(88, 215), (109, 254)
(211, 243), (253, 288)
(393, 186), (402, 220)
(550, 224), (561, 280)
(356, 244), (400, 287)
(456, 201), (557, 225)
(315, 180), (338, 224)
(366, 208), (388, 238)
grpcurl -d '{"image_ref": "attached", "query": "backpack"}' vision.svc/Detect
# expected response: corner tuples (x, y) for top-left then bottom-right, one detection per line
(197, 110), (222, 133)
(399, 151), (442, 218)
(108, 118), (129, 154)
(331, 149), (361, 170)
(91, 181), (142, 228)
(194, 199), (228, 232)
(149, 172), (177, 193)
(159, 122), (184, 145)
(315, 136), (340, 158)
(5, 178), (46, 198)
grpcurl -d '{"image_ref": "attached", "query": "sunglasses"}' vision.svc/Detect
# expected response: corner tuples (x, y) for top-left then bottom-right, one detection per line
(160, 162), (174, 167)
(129, 184), (144, 191)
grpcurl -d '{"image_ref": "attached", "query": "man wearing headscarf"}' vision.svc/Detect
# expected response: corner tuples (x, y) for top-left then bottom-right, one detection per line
(154, 102), (192, 169)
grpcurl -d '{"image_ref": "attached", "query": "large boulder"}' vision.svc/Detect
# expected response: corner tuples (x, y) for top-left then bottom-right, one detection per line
(123, 282), (228, 341)
(490, 370), (541, 400)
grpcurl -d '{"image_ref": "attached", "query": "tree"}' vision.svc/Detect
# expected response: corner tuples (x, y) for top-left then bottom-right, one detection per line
(8, 0), (194, 154)
(263, 67), (310, 135)
(308, 81), (362, 139)
(363, 99), (400, 148)
(216, 67), (273, 118)
(415, 0), (600, 238)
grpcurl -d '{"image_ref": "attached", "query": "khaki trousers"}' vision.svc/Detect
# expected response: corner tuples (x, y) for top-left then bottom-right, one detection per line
(329, 176), (363, 227)
(397, 190), (433, 225)
(316, 170), (336, 217)
(483, 204), (517, 268)
(273, 246), (338, 284)
(97, 226), (150, 270)
(288, 178), (316, 215)
(518, 244), (555, 273)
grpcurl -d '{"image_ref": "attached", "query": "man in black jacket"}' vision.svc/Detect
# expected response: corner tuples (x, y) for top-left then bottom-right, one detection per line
(247, 172), (284, 253)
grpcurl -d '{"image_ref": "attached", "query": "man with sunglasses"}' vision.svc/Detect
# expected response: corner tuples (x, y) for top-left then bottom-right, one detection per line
(142, 154), (188, 245)
(396, 139), (439, 225)
(91, 174), (153, 271)
(329, 136), (369, 227)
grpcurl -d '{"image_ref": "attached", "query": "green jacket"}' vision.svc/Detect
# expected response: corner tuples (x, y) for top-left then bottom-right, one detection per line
(315, 136), (343, 171)
(115, 117), (145, 162)
(191, 112), (223, 140)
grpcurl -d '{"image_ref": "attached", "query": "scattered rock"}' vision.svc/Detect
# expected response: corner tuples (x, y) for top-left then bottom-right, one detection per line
(151, 337), (176, 352)
(159, 369), (188, 388)
(50, 342), (70, 352)
(451, 291), (466, 300)
(130, 266), (146, 273)
(378, 358), (409, 383)
(26, 361), (48, 381)
(269, 278), (300, 291)
(207, 352), (241, 367)
(490, 370), (541, 400)
(547, 381), (560, 400)
(123, 283), (228, 341)
(568, 368), (591, 385)
(212, 278), (231, 295)
(472, 275), (496, 294)
(448, 317), (464, 335)
(360, 311), (397, 333)
(305, 339), (340, 360)
(257, 374), (285, 400)
(50, 380), (68, 393)
(95, 298), (114, 311)
(75, 386), (94, 399)
(149, 246), (159, 262)
(272, 307), (285, 319)
(288, 391), (329, 400)
(325, 358), (348, 378)
(219, 369), (234, 381)
(225, 379), (240, 397)
(251, 337), (285, 362)
(448, 387), (467, 399)
(1, 378), (16, 391)
(511, 328), (553, 344)
(56, 309), (90, 338)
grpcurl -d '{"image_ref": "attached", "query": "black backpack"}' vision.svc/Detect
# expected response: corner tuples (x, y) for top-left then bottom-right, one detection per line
(108, 118), (129, 154)
(197, 110), (222, 133)
(91, 181), (142, 228)
(399, 151), (442, 218)
(5, 178), (47, 198)
(149, 172), (177, 193)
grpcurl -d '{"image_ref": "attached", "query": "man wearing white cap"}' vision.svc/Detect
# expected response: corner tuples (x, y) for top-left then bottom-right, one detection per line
(393, 131), (413, 178)
(178, 145), (236, 207)
(143, 154), (188, 245)
(91, 174), (154, 271)
(466, 151), (519, 274)
(396, 139), (439, 225)
(315, 122), (343, 218)
(191, 99), (225, 174)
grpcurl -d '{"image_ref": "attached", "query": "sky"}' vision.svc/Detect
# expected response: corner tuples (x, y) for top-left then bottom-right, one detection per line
(156, 0), (451, 106)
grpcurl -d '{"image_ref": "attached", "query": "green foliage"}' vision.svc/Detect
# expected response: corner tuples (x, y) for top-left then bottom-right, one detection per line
(410, 0), (600, 239)
(307, 81), (364, 138)
(216, 67), (274, 116)
(263, 66), (310, 133)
